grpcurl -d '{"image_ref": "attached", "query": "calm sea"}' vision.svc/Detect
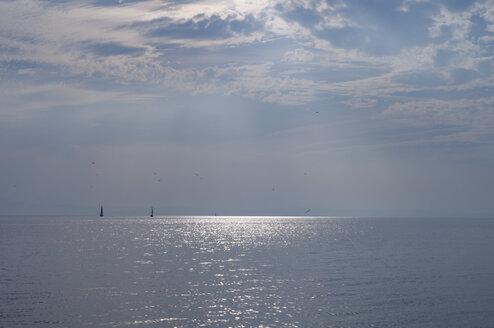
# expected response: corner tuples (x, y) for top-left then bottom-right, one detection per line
(1, 216), (494, 327)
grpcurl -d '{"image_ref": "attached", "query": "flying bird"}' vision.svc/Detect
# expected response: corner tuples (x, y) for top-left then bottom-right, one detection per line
(194, 172), (204, 180)
(305, 209), (311, 214)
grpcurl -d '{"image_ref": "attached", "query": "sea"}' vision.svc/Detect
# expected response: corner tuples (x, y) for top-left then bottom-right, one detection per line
(1, 215), (494, 327)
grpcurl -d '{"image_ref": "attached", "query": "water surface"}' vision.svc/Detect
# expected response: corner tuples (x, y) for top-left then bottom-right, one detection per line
(1, 216), (494, 327)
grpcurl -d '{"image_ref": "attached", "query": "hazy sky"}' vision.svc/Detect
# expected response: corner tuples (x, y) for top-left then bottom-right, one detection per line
(1, 0), (494, 216)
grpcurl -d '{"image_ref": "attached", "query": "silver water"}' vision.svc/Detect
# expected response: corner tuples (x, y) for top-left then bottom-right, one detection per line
(1, 216), (494, 327)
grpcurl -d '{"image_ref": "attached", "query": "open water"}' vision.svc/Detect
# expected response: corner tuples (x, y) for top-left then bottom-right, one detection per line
(1, 215), (494, 327)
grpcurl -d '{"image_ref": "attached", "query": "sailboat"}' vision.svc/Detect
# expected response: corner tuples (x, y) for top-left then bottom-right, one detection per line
(150, 207), (154, 217)
(100, 206), (104, 217)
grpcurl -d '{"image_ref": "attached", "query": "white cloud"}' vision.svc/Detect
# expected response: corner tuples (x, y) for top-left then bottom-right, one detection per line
(0, 83), (136, 117)
(429, 6), (471, 39)
(158, 63), (319, 105)
(383, 97), (494, 134)
(1, 0), (493, 112)
(398, 0), (430, 13)
(341, 97), (378, 109)
(281, 48), (314, 62)
(0, 0), (165, 81)
(475, 0), (494, 32)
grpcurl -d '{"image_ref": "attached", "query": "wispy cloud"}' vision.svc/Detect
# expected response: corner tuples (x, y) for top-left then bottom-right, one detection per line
(1, 0), (494, 137)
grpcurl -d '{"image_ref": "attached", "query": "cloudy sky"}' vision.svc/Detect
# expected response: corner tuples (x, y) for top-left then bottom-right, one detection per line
(1, 0), (494, 216)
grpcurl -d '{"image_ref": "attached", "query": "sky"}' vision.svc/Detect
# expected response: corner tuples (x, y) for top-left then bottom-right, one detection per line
(1, 0), (494, 216)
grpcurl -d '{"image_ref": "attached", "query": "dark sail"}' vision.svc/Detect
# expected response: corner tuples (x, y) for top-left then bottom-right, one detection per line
(100, 206), (104, 217)
(150, 207), (153, 217)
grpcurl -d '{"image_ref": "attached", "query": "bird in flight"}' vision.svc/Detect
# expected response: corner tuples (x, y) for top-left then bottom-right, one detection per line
(194, 172), (204, 180)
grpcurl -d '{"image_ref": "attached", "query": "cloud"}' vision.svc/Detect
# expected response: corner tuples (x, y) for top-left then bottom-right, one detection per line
(0, 0), (166, 82)
(280, 4), (323, 28)
(0, 83), (124, 116)
(382, 97), (494, 141)
(341, 97), (378, 109)
(281, 48), (314, 62)
(1, 0), (494, 114)
(83, 41), (147, 57)
(145, 13), (263, 39)
(156, 63), (320, 105)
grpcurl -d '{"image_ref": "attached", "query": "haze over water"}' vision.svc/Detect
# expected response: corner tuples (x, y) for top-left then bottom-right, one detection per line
(1, 215), (494, 327)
